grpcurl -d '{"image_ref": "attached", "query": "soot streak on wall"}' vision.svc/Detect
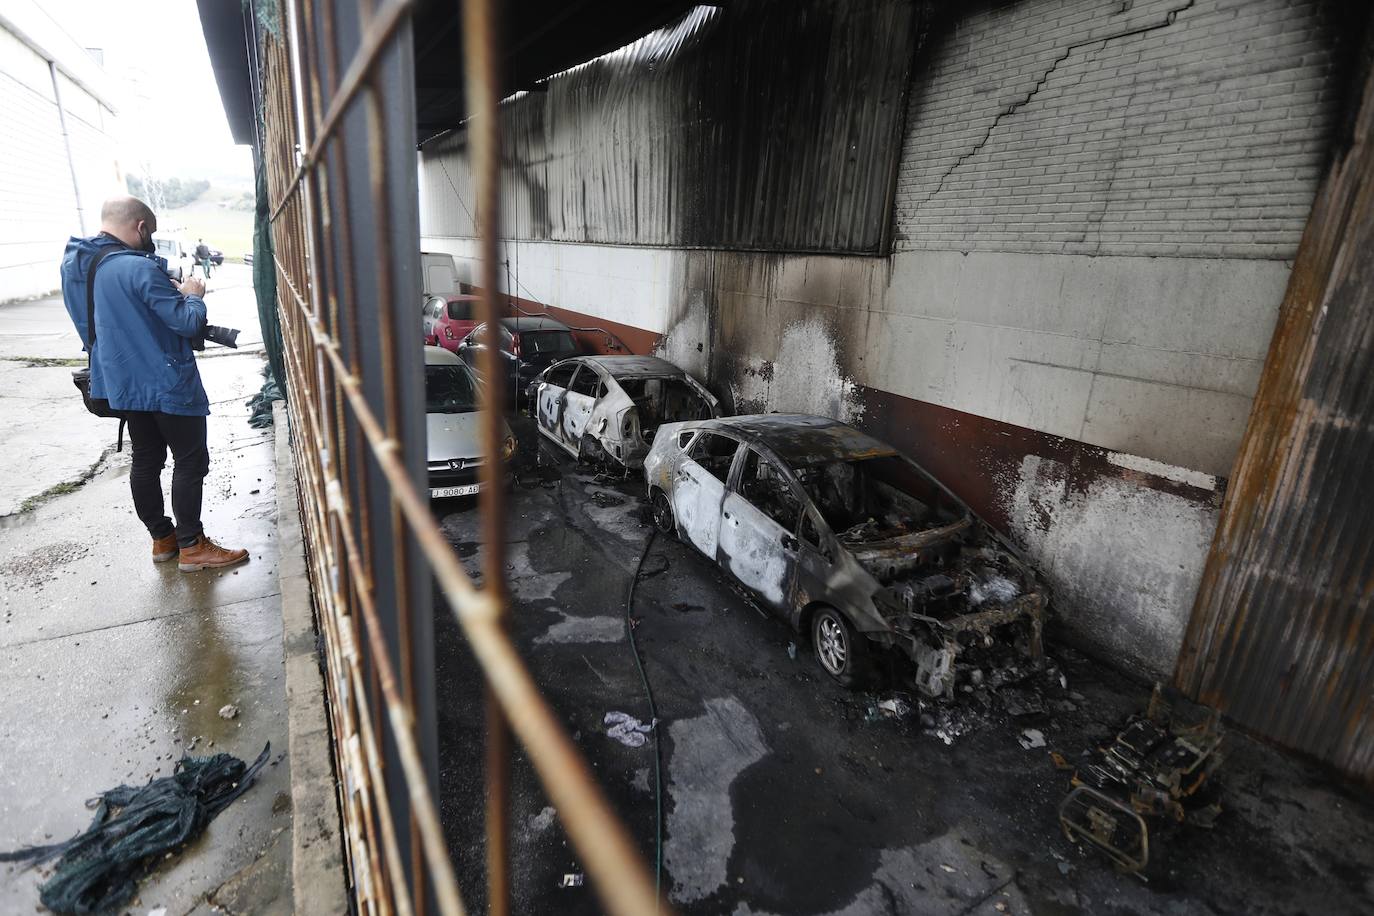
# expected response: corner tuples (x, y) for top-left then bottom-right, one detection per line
(420, 0), (1354, 679)
(419, 0), (921, 253)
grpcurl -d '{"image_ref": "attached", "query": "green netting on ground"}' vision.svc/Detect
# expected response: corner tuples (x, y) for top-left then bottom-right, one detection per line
(248, 87), (285, 428)
(0, 745), (270, 914)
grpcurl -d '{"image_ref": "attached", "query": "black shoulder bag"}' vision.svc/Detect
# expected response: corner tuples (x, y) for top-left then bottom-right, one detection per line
(71, 247), (128, 450)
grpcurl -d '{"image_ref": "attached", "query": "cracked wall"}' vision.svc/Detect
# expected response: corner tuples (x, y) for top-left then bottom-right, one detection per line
(419, 0), (1354, 677)
(895, 0), (1348, 258)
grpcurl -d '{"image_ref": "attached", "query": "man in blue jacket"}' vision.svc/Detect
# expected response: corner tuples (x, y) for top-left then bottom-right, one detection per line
(61, 196), (248, 571)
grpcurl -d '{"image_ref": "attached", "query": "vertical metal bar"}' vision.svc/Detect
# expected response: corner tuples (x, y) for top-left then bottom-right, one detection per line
(261, 0), (674, 909)
(459, 0), (511, 912)
(48, 61), (86, 235)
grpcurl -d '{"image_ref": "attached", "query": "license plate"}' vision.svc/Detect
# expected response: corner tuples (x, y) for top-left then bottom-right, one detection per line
(430, 484), (480, 498)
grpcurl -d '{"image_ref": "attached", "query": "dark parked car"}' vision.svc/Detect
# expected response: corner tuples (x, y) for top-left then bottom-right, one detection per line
(422, 294), (481, 351)
(456, 316), (581, 407)
(209, 248), (224, 266)
(643, 414), (1047, 693)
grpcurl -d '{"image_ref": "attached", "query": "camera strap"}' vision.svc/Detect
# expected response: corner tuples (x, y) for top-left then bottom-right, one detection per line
(84, 246), (116, 356)
(84, 246), (127, 450)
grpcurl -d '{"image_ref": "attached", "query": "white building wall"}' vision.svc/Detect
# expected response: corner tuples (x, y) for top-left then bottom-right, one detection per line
(0, 9), (121, 302)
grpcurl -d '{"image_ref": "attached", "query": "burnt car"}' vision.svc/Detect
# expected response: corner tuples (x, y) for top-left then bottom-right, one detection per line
(529, 355), (719, 468)
(643, 415), (1046, 693)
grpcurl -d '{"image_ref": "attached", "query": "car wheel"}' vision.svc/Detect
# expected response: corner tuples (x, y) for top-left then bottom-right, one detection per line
(650, 490), (676, 537)
(812, 607), (869, 687)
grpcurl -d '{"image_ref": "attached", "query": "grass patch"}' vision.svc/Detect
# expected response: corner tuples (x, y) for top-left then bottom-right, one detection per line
(3, 356), (86, 368)
(14, 445), (116, 514)
(162, 196), (255, 263)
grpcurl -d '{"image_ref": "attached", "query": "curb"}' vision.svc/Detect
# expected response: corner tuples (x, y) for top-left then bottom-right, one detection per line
(274, 401), (350, 914)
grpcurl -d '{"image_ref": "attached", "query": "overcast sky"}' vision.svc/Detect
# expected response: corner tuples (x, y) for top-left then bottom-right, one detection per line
(39, 0), (254, 183)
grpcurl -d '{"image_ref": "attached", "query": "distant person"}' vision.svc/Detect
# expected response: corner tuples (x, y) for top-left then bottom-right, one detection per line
(193, 238), (213, 278)
(59, 196), (249, 571)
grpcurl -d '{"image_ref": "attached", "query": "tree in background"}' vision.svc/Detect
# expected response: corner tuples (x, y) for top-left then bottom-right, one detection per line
(126, 174), (211, 210)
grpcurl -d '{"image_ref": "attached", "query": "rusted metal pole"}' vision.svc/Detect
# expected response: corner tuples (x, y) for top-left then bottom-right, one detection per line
(459, 0), (512, 912)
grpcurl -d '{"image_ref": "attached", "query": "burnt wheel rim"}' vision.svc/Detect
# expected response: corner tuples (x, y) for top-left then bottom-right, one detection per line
(651, 493), (673, 533)
(817, 615), (847, 674)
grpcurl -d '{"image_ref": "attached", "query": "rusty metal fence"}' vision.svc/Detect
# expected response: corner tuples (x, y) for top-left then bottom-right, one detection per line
(261, 0), (664, 911)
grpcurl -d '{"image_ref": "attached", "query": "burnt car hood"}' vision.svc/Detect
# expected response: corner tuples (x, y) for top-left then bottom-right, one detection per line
(843, 514), (1044, 631)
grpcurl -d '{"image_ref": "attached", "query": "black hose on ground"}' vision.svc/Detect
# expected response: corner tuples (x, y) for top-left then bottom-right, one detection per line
(626, 527), (664, 909)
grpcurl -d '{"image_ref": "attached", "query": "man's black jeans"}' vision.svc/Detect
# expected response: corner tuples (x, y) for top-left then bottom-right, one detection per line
(125, 412), (209, 549)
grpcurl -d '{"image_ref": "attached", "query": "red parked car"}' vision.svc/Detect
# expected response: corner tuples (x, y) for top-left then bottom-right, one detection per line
(422, 294), (481, 352)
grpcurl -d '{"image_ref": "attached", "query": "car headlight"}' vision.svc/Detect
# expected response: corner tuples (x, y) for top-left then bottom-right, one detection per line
(501, 436), (516, 460)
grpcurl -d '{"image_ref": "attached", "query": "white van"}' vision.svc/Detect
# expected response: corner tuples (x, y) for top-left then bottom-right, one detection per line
(152, 234), (194, 282)
(421, 251), (459, 297)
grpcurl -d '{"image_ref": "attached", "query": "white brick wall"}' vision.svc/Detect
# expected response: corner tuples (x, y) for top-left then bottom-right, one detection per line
(894, 0), (1344, 259)
(0, 23), (120, 301)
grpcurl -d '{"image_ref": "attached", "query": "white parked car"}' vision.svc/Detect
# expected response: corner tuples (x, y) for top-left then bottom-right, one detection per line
(528, 355), (719, 468)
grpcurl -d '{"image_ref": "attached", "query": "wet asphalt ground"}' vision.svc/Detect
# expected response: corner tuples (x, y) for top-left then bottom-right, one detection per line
(434, 421), (1374, 916)
(0, 266), (291, 913)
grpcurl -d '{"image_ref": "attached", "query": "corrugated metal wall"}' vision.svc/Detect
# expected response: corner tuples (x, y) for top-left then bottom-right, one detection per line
(419, 0), (919, 254)
(1175, 56), (1374, 783)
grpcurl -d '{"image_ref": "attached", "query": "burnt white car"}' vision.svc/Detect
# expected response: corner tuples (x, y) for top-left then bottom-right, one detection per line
(643, 415), (1047, 693)
(530, 355), (719, 468)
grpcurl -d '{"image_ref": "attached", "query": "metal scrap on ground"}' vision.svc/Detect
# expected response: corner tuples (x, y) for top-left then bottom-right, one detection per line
(1059, 685), (1224, 875)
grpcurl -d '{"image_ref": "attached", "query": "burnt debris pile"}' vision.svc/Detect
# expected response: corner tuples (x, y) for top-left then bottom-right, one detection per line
(1059, 685), (1224, 876)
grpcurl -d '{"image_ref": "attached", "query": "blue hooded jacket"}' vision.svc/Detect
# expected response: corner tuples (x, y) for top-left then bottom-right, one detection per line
(61, 235), (210, 416)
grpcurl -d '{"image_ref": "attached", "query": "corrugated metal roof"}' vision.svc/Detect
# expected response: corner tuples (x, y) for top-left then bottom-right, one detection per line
(1175, 60), (1374, 783)
(419, 0), (920, 254)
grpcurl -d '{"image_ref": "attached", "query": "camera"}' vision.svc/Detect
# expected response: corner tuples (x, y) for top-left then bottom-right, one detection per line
(191, 324), (241, 351)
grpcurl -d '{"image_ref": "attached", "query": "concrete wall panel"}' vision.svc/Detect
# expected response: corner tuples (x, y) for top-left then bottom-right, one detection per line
(416, 0), (1352, 678)
(1008, 454), (1217, 678)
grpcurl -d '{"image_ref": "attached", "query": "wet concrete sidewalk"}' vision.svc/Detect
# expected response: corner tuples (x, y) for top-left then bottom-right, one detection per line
(0, 266), (292, 914)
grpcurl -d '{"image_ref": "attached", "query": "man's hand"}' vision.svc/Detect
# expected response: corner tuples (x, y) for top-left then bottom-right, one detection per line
(176, 276), (206, 299)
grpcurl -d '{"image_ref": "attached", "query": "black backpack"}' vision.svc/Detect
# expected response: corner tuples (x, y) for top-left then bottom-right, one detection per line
(71, 247), (127, 450)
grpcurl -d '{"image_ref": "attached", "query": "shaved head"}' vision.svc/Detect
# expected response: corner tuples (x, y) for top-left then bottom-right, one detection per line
(100, 196), (157, 250)
(101, 195), (155, 229)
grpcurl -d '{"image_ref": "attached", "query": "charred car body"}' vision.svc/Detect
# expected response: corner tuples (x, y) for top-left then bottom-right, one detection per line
(530, 355), (719, 469)
(643, 415), (1047, 694)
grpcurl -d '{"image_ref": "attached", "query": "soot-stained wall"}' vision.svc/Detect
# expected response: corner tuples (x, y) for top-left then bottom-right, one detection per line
(418, 0), (1356, 678)
(419, 0), (919, 254)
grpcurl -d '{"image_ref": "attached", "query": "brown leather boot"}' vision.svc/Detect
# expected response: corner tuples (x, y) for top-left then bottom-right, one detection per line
(178, 534), (250, 572)
(152, 533), (179, 563)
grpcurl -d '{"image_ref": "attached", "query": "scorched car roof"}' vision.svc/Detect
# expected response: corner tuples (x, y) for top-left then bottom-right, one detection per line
(499, 316), (571, 332)
(582, 355), (687, 378)
(708, 414), (897, 467)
